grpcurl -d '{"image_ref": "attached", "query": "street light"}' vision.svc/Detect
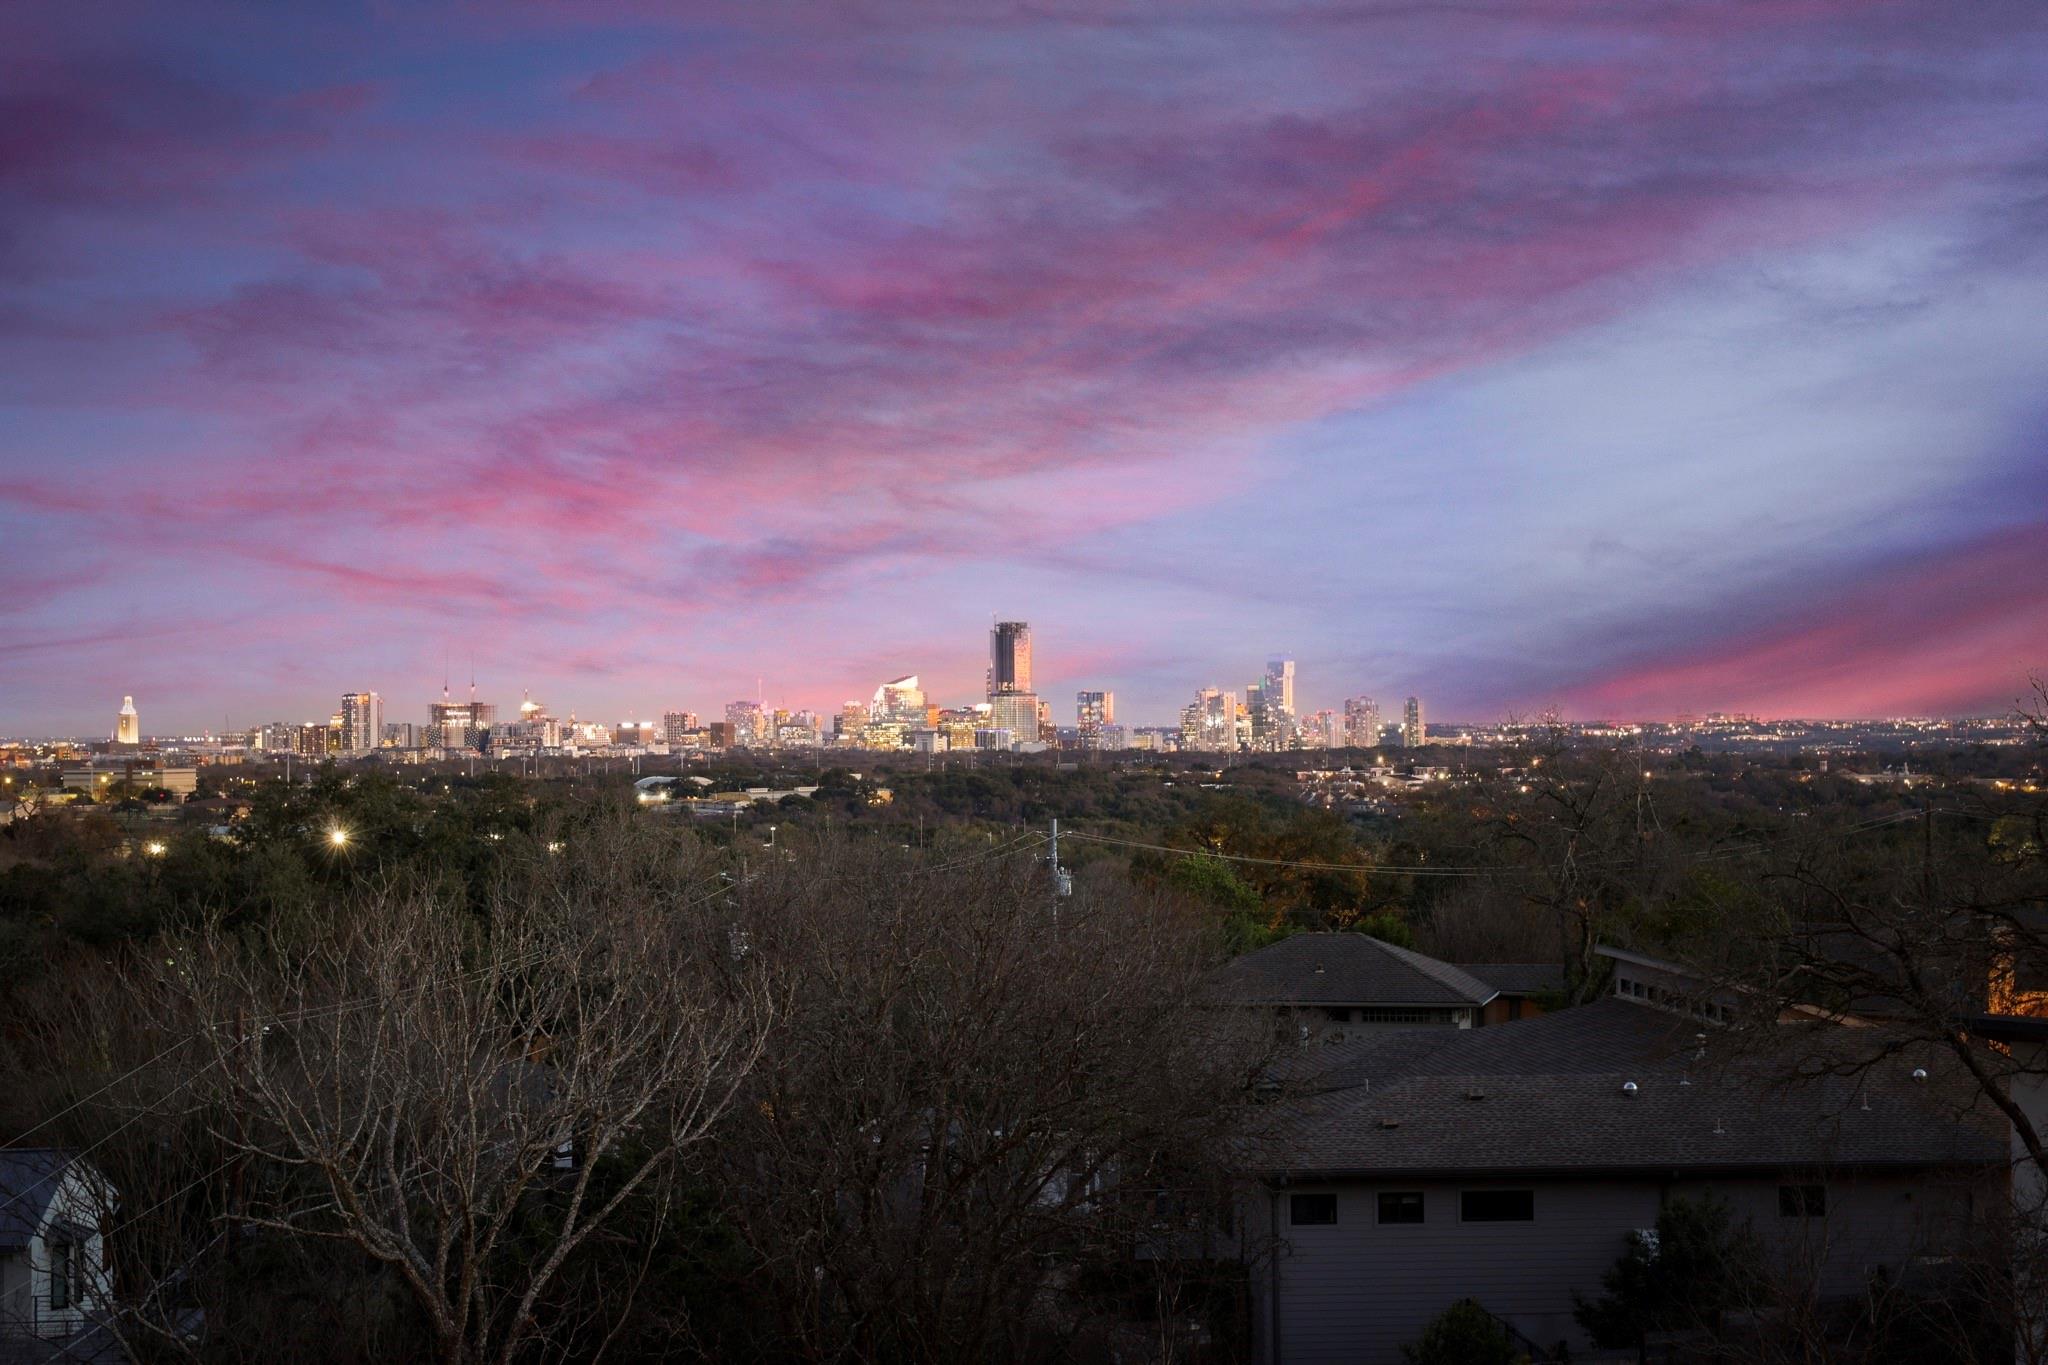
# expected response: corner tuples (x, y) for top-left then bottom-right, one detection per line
(143, 840), (167, 857)
(327, 826), (351, 848)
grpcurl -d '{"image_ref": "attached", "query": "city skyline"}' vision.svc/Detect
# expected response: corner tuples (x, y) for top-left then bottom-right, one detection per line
(5, 2), (2048, 733)
(29, 655), (2035, 749)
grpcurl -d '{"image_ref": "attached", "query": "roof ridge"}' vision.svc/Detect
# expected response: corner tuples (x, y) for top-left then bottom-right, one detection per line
(1369, 937), (1498, 1004)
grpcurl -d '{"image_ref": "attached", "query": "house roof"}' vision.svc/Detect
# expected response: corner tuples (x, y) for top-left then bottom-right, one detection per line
(1214, 934), (1499, 1008)
(0, 1149), (79, 1250)
(1256, 998), (2007, 1179)
(1454, 963), (1566, 996)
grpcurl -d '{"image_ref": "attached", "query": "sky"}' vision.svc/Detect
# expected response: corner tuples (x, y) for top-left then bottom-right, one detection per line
(3, 0), (2047, 735)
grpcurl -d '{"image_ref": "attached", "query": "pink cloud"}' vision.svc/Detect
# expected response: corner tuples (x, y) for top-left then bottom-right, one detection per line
(2, 0), (2043, 727)
(1566, 523), (2048, 718)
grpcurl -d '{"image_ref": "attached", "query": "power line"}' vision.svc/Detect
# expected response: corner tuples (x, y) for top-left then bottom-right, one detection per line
(0, 1051), (235, 1224)
(1, 1036), (196, 1153)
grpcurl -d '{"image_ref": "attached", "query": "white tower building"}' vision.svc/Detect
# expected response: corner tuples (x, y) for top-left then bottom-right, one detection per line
(115, 696), (140, 745)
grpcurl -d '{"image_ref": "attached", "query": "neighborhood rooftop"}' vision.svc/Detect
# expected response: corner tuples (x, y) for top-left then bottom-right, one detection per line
(1257, 997), (2007, 1179)
(1213, 933), (1501, 1007)
(0, 1148), (77, 1251)
(1452, 963), (1565, 996)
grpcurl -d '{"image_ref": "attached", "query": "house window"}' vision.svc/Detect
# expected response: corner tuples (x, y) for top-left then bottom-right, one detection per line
(1779, 1184), (1826, 1217)
(48, 1240), (73, 1311)
(1355, 1007), (1450, 1024)
(1460, 1189), (1535, 1222)
(1289, 1193), (1338, 1225)
(1377, 1191), (1425, 1224)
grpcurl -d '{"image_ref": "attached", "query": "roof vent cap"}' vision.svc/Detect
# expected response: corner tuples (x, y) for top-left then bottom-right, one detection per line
(1621, 1080), (1639, 1096)
(1912, 1068), (1929, 1083)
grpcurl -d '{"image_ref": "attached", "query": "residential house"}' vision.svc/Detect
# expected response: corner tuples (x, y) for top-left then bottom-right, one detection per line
(1214, 933), (1557, 1037)
(1238, 968), (2008, 1364)
(0, 1151), (112, 1343)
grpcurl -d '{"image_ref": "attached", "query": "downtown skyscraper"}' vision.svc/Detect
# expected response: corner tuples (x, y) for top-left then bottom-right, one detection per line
(1264, 658), (1295, 717)
(989, 621), (1032, 696)
(986, 621), (1040, 744)
(340, 691), (383, 754)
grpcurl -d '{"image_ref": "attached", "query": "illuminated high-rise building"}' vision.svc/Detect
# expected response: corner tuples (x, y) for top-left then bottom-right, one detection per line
(1179, 688), (1241, 752)
(725, 700), (766, 747)
(1264, 658), (1295, 717)
(340, 691), (383, 754)
(1076, 690), (1112, 747)
(1403, 696), (1426, 748)
(1077, 690), (1121, 752)
(871, 676), (925, 722)
(295, 721), (332, 759)
(989, 621), (1032, 697)
(494, 693), (559, 752)
(1344, 697), (1382, 748)
(429, 692), (495, 752)
(988, 692), (1039, 743)
(613, 720), (659, 747)
(662, 711), (699, 745)
(114, 696), (140, 745)
(836, 700), (872, 743)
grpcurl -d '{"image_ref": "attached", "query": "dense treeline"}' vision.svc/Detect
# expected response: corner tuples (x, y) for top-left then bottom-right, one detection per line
(6, 737), (2043, 987)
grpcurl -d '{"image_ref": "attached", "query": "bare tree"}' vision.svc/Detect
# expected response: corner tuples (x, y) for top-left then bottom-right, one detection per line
(1470, 732), (1694, 1000)
(690, 835), (1277, 1365)
(148, 823), (773, 1365)
(1641, 681), (2048, 1362)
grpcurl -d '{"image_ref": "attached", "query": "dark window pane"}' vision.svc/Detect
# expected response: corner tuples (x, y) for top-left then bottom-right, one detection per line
(1290, 1193), (1338, 1226)
(49, 1242), (72, 1311)
(1460, 1189), (1535, 1222)
(1377, 1191), (1425, 1224)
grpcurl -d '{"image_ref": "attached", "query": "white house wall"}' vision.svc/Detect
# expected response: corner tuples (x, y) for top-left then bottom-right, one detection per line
(1250, 1172), (1983, 1365)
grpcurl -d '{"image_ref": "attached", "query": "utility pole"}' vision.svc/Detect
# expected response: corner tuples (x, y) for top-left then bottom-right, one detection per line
(1049, 818), (1071, 907)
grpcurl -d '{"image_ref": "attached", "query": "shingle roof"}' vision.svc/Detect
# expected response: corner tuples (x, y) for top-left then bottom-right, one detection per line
(0, 1149), (75, 1250)
(1214, 934), (1499, 1008)
(1455, 963), (1566, 996)
(1256, 998), (2006, 1177)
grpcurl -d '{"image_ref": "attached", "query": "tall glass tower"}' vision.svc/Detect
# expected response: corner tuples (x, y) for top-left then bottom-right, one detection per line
(989, 621), (1032, 697)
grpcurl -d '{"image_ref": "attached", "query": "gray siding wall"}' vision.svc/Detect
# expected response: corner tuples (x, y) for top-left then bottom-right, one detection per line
(1249, 1172), (1981, 1365)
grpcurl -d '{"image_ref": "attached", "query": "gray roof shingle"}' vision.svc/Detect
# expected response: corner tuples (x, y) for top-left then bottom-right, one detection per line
(0, 1149), (75, 1250)
(1257, 999), (2006, 1177)
(1215, 934), (1499, 1008)
(1455, 963), (1566, 996)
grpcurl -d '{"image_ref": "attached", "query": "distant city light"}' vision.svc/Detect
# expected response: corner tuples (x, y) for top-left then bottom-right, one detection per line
(327, 827), (351, 848)
(143, 840), (167, 856)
